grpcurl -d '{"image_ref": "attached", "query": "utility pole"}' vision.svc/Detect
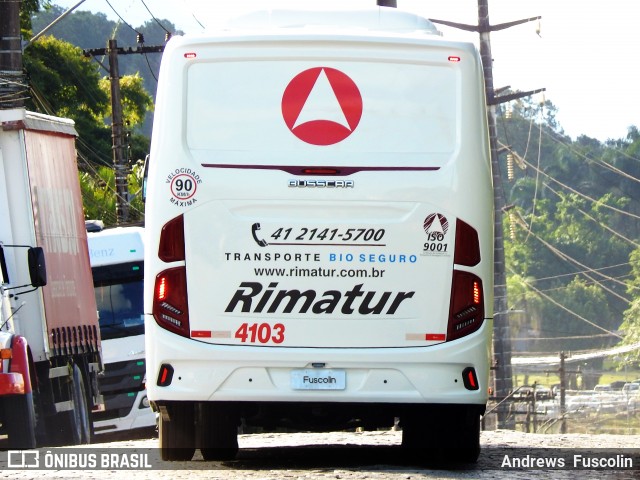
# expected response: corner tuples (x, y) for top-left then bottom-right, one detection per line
(0, 0), (25, 108)
(108, 39), (128, 224)
(430, 0), (544, 429)
(84, 42), (164, 224)
(559, 351), (567, 434)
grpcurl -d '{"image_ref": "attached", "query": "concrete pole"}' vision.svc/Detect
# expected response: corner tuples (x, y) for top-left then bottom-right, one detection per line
(108, 39), (129, 224)
(0, 0), (24, 108)
(477, 0), (514, 429)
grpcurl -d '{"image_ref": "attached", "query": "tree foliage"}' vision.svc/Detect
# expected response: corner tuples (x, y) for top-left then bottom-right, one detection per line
(21, 3), (159, 226)
(80, 161), (145, 224)
(499, 94), (640, 356)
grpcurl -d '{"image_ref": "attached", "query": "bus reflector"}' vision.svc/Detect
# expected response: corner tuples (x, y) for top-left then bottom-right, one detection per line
(447, 270), (484, 342)
(153, 267), (190, 337)
(448, 55), (461, 63)
(462, 367), (479, 390)
(454, 219), (480, 266)
(157, 364), (174, 386)
(158, 215), (185, 262)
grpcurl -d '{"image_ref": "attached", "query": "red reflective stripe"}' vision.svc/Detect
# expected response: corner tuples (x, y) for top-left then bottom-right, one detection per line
(191, 330), (212, 338)
(160, 368), (168, 385)
(425, 334), (446, 341)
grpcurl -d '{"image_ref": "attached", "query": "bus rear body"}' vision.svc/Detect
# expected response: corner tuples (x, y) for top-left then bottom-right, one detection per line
(144, 8), (493, 462)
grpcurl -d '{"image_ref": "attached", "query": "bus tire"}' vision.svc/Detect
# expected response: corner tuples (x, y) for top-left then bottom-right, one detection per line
(455, 409), (481, 463)
(159, 402), (195, 461)
(5, 393), (37, 449)
(198, 402), (239, 461)
(401, 406), (480, 464)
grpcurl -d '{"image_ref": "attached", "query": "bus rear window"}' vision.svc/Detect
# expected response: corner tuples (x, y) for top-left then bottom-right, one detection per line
(186, 60), (458, 167)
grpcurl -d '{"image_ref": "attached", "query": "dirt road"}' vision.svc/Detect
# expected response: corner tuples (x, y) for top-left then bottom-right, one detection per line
(2, 429), (639, 479)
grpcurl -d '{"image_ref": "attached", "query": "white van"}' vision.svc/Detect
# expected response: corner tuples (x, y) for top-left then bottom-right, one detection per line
(144, 7), (493, 462)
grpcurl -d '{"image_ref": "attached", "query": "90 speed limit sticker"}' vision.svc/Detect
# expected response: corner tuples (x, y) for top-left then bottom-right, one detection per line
(166, 168), (202, 206)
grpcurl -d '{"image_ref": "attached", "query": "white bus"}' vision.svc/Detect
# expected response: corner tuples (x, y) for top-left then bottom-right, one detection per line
(144, 7), (493, 462)
(87, 223), (156, 434)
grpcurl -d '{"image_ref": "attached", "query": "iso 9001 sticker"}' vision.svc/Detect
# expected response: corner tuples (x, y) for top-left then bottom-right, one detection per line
(422, 213), (451, 257)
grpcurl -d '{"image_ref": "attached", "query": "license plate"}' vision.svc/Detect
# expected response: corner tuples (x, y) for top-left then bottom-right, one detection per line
(290, 369), (346, 390)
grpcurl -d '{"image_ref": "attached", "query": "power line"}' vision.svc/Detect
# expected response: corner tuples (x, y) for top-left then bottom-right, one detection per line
(140, 0), (171, 35)
(545, 133), (640, 185)
(529, 262), (633, 284)
(542, 182), (640, 249)
(510, 211), (631, 303)
(506, 266), (623, 339)
(104, 0), (141, 35)
(512, 333), (617, 341)
(512, 341), (640, 366)
(515, 152), (640, 221)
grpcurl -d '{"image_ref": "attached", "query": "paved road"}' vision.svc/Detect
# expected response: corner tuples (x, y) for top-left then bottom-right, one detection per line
(2, 429), (639, 479)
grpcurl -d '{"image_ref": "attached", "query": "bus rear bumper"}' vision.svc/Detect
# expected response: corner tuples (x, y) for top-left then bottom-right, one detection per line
(145, 317), (492, 406)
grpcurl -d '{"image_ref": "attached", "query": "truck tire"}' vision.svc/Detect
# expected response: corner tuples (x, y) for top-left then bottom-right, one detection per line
(198, 402), (239, 461)
(71, 364), (91, 444)
(159, 402), (196, 461)
(51, 364), (91, 446)
(5, 392), (37, 449)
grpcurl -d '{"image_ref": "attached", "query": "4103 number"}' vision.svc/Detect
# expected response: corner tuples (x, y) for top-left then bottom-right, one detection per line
(235, 322), (285, 344)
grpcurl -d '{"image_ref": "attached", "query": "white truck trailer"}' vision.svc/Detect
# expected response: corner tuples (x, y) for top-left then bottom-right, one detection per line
(0, 109), (104, 448)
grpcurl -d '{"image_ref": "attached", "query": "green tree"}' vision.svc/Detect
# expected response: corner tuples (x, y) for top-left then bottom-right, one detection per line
(98, 73), (154, 128)
(618, 248), (640, 363)
(500, 97), (638, 354)
(23, 35), (112, 166)
(23, 33), (153, 224)
(80, 161), (145, 225)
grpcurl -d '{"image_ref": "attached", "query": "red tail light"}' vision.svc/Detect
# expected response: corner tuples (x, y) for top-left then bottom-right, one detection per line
(159, 215), (185, 262)
(454, 219), (480, 266)
(447, 270), (484, 341)
(153, 267), (190, 337)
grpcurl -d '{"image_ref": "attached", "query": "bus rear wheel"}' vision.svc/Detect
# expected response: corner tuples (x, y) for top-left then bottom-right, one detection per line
(159, 401), (196, 461)
(198, 402), (239, 461)
(401, 405), (481, 464)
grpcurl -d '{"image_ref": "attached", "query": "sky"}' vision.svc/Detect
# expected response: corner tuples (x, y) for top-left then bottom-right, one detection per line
(50, 0), (640, 142)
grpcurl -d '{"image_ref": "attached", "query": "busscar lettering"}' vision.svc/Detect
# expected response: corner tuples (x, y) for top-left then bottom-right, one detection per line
(225, 282), (414, 315)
